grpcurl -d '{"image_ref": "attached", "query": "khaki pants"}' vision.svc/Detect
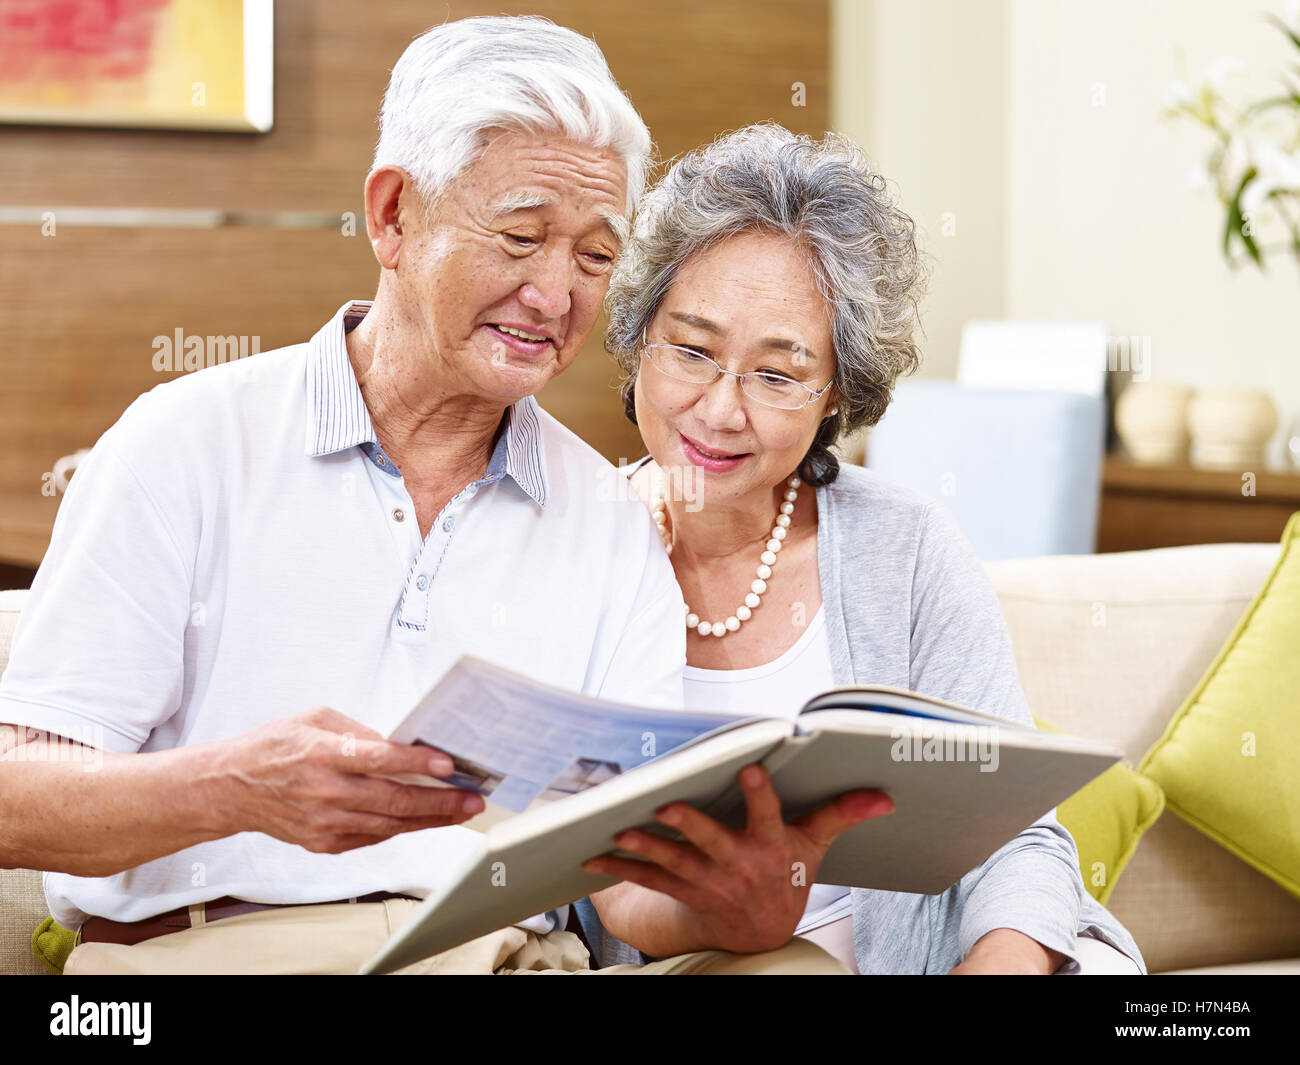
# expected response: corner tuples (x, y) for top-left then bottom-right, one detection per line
(64, 899), (851, 975)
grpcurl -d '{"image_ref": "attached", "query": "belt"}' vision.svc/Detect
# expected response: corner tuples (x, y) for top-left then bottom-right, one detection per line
(79, 892), (420, 947)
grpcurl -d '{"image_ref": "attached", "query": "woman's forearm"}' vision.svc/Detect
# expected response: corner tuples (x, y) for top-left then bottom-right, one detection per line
(589, 881), (717, 958)
(952, 928), (1066, 974)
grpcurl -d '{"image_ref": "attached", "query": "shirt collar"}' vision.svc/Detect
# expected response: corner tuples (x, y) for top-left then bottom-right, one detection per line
(305, 300), (549, 507)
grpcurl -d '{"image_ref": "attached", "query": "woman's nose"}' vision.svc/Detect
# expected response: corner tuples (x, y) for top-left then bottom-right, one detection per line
(693, 372), (748, 432)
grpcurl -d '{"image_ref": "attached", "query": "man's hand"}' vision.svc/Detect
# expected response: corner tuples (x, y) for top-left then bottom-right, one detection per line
(212, 707), (484, 854)
(583, 763), (893, 955)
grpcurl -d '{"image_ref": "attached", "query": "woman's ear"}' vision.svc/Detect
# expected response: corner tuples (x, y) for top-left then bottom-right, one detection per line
(824, 383), (842, 419)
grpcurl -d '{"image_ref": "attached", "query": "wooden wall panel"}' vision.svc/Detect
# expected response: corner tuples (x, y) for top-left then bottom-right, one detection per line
(0, 0), (829, 566)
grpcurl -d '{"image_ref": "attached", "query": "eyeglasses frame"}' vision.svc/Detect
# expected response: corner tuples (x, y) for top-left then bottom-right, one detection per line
(638, 327), (834, 411)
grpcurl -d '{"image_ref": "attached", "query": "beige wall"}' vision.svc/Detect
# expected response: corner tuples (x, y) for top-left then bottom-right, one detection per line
(831, 0), (1007, 383)
(833, 0), (1300, 463)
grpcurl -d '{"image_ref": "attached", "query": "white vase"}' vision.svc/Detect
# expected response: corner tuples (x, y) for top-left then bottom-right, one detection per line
(1114, 382), (1193, 464)
(1186, 388), (1278, 469)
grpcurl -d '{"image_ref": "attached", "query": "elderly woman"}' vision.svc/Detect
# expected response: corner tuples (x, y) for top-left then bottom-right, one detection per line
(580, 123), (1146, 975)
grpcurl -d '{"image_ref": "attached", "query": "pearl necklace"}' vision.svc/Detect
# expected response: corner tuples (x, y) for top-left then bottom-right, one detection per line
(652, 473), (801, 638)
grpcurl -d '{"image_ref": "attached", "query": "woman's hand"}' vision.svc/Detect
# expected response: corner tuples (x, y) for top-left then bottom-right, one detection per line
(583, 763), (893, 955)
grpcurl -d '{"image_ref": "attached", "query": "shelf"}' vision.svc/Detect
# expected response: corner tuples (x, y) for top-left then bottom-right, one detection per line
(1098, 455), (1300, 552)
(1103, 456), (1300, 502)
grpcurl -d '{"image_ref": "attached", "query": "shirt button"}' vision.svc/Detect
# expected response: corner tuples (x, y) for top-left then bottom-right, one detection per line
(392, 508), (405, 523)
(376, 455), (387, 467)
(416, 575), (429, 591)
(443, 517), (455, 532)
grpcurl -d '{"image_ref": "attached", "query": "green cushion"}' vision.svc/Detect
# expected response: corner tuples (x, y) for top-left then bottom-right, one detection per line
(1033, 715), (1165, 904)
(31, 916), (76, 975)
(1138, 511), (1300, 900)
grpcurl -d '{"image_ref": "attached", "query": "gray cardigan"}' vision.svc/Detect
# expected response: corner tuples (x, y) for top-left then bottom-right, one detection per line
(576, 462), (1146, 974)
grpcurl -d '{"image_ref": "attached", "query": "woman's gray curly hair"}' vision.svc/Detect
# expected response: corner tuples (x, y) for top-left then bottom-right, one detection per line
(605, 122), (930, 486)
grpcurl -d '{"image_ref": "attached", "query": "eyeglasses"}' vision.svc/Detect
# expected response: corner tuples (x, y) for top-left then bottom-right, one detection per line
(639, 328), (834, 411)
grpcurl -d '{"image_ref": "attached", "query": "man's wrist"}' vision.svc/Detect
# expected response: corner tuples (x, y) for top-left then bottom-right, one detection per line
(169, 739), (243, 842)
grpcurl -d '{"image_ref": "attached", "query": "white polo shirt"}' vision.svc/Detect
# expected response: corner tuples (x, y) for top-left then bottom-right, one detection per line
(0, 300), (686, 930)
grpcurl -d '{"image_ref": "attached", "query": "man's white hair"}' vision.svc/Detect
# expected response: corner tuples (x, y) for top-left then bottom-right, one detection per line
(373, 15), (652, 216)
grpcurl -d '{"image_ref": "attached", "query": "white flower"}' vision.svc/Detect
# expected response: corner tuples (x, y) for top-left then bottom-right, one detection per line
(1165, 80), (1196, 110)
(1186, 163), (1213, 191)
(1204, 55), (1245, 91)
(1222, 132), (1258, 190)
(1240, 144), (1300, 215)
(1284, 0), (1300, 35)
(1258, 143), (1300, 187)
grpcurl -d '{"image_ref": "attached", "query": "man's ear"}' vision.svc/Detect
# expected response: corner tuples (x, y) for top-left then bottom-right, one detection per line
(363, 165), (414, 270)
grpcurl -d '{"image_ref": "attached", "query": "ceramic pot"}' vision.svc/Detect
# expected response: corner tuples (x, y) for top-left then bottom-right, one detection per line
(1186, 388), (1278, 469)
(1114, 382), (1193, 464)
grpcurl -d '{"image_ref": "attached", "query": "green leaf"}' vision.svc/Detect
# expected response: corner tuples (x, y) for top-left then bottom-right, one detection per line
(1225, 167), (1265, 268)
(1243, 93), (1299, 115)
(1265, 13), (1300, 52)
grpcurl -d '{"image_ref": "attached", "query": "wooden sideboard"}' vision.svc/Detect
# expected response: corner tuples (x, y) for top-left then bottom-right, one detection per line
(1098, 455), (1300, 553)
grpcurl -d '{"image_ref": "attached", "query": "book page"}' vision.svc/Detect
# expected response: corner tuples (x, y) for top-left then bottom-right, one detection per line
(799, 685), (1033, 729)
(387, 656), (744, 815)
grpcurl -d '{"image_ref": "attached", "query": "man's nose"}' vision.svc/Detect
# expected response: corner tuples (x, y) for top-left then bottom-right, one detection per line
(519, 249), (573, 319)
(694, 372), (748, 432)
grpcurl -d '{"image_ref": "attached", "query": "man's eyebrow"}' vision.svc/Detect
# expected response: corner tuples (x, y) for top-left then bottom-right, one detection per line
(487, 194), (627, 249)
(597, 210), (629, 249)
(667, 312), (816, 361)
(488, 192), (551, 219)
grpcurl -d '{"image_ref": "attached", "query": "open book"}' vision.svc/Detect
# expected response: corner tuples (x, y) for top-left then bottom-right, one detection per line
(361, 656), (1121, 974)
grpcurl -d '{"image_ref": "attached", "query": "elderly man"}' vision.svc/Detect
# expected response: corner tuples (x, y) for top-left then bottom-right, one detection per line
(0, 16), (845, 975)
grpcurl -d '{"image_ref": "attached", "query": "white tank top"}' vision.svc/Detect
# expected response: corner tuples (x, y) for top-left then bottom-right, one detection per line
(681, 606), (852, 937)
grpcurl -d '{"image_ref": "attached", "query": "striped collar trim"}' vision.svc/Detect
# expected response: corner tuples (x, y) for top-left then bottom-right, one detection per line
(305, 300), (548, 507)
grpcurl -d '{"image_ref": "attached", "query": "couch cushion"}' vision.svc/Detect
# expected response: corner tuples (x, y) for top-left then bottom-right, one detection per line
(0, 867), (49, 975)
(2, 592), (48, 975)
(1034, 716), (1164, 905)
(1139, 513), (1300, 901)
(1160, 957), (1300, 974)
(986, 543), (1279, 759)
(987, 543), (1300, 974)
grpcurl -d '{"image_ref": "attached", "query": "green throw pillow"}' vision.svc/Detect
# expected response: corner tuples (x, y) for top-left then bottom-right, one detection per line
(1032, 715), (1165, 904)
(1138, 511), (1300, 900)
(31, 916), (77, 975)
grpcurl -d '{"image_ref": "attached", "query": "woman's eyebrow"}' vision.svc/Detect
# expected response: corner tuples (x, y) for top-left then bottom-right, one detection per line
(668, 310), (722, 333)
(760, 338), (817, 362)
(666, 312), (815, 361)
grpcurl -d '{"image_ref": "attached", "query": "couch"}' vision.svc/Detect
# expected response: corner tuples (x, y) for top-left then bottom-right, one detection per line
(3, 541), (1299, 974)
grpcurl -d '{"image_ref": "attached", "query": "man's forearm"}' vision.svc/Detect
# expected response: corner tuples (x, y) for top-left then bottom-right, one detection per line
(0, 730), (235, 877)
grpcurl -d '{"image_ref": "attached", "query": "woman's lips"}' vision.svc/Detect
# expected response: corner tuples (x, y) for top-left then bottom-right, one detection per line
(680, 433), (750, 472)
